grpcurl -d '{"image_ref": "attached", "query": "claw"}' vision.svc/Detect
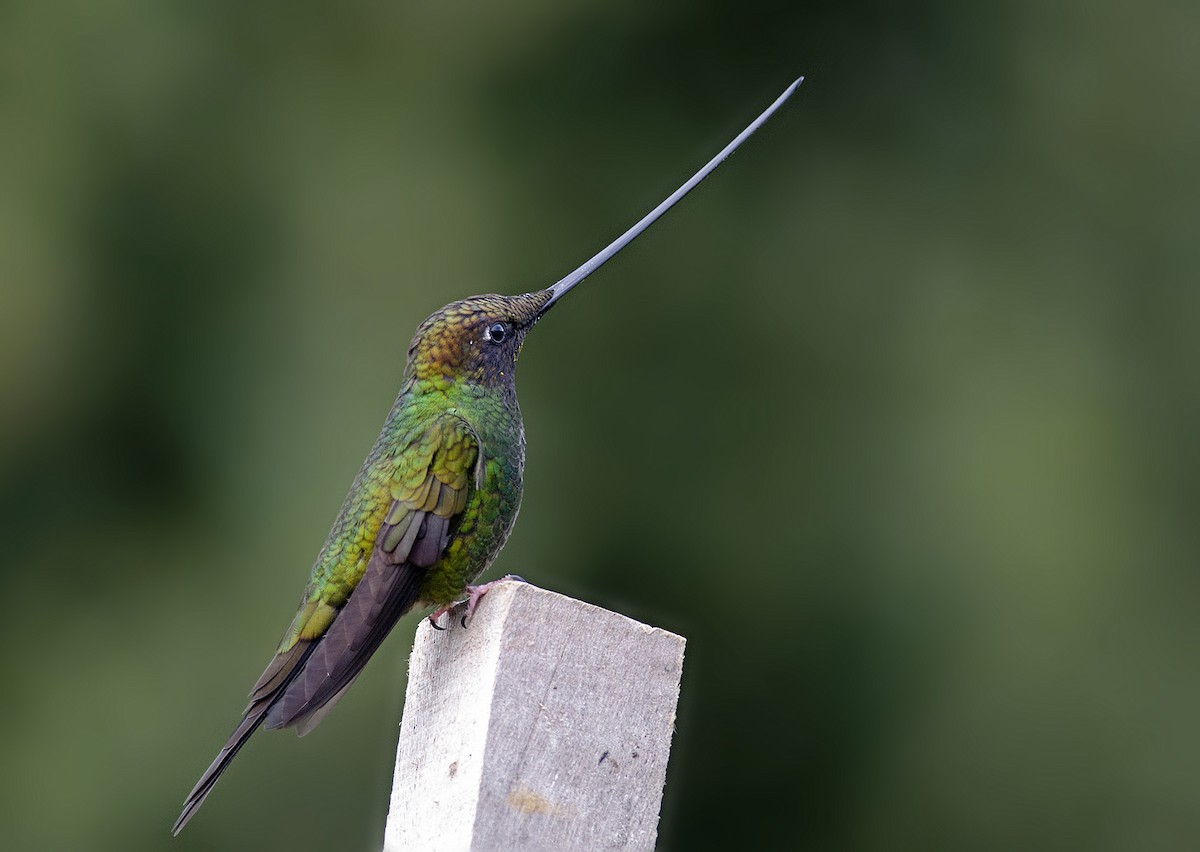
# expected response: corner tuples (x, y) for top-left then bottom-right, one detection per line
(427, 608), (451, 631)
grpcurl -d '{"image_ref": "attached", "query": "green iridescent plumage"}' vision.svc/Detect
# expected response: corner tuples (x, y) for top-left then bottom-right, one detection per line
(173, 292), (551, 833)
(173, 77), (801, 836)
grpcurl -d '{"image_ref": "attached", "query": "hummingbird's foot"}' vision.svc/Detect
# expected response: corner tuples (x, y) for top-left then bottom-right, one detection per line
(427, 608), (452, 631)
(459, 575), (528, 628)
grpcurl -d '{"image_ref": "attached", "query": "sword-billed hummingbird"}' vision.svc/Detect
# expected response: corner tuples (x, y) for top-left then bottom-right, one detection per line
(173, 77), (802, 834)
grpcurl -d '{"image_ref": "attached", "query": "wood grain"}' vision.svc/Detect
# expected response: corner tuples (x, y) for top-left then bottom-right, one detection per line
(384, 581), (686, 851)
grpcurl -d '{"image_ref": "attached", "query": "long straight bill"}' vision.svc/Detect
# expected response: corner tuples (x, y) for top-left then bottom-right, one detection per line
(541, 76), (803, 309)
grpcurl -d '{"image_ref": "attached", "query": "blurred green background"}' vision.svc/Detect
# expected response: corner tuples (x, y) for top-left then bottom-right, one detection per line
(3, 1), (1198, 850)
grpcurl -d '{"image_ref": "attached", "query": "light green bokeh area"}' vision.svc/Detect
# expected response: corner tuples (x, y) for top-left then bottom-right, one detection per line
(2, 1), (1198, 849)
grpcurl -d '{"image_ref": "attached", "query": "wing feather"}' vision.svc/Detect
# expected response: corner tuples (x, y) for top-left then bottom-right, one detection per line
(174, 414), (480, 833)
(264, 416), (478, 732)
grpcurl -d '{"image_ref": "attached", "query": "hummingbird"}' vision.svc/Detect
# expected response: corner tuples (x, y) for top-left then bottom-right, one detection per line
(172, 77), (802, 835)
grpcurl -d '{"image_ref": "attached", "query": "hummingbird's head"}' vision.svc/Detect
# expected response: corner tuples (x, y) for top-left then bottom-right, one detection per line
(406, 290), (555, 390)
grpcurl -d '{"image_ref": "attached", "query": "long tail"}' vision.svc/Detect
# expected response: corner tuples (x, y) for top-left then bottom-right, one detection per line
(171, 641), (315, 835)
(172, 514), (437, 834)
(172, 550), (426, 834)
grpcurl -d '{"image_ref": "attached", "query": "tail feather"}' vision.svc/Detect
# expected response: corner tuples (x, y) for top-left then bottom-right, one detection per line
(265, 552), (424, 731)
(171, 641), (315, 835)
(173, 511), (441, 833)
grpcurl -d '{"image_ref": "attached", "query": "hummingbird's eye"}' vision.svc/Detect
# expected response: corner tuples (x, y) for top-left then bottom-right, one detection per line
(485, 322), (509, 344)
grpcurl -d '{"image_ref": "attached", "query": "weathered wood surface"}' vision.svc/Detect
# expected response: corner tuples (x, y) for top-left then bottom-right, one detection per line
(383, 580), (686, 851)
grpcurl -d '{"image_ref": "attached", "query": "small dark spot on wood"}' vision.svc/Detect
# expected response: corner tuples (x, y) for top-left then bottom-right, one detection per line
(599, 751), (609, 765)
(632, 752), (639, 759)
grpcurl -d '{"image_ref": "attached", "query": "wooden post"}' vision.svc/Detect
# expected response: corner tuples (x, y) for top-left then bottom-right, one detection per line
(383, 580), (686, 851)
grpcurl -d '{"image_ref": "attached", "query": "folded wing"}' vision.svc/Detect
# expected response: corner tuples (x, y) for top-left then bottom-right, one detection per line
(173, 414), (479, 834)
